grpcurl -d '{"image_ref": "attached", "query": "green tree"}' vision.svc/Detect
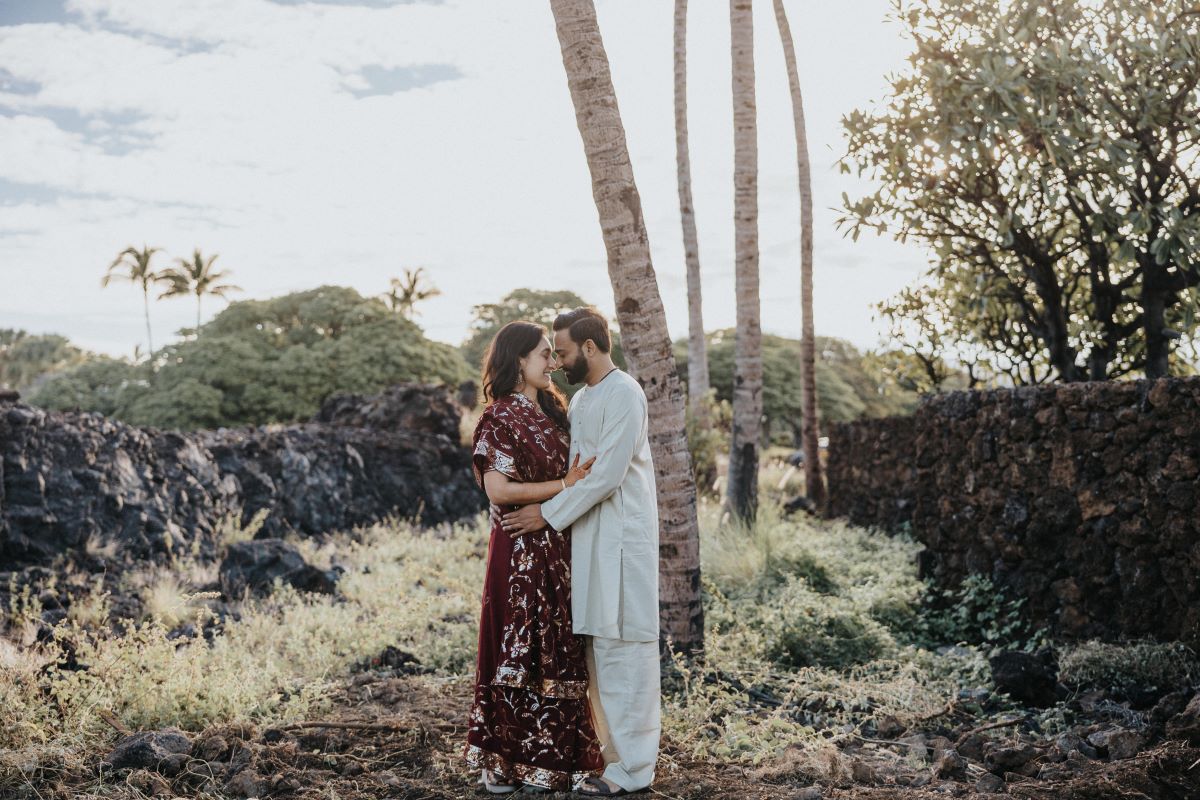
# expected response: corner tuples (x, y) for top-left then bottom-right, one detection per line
(382, 268), (442, 319)
(158, 248), (242, 332)
(102, 245), (167, 359)
(840, 0), (1200, 381)
(461, 289), (625, 398)
(0, 330), (89, 393)
(32, 286), (470, 429)
(676, 332), (918, 446)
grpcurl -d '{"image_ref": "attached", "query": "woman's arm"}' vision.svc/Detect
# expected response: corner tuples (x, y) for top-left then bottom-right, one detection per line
(481, 455), (596, 506)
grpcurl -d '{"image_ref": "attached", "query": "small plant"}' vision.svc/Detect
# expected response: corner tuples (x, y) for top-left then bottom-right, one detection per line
(214, 507), (270, 549)
(912, 573), (1045, 654)
(685, 389), (731, 495)
(1059, 640), (1200, 694)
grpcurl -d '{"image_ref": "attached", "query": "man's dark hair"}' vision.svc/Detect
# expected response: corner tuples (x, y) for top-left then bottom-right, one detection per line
(553, 307), (612, 353)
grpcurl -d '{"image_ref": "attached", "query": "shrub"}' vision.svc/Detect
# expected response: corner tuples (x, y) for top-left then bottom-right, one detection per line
(1059, 640), (1200, 694)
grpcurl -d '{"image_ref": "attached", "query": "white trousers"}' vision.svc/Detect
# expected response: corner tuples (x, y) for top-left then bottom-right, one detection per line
(586, 636), (661, 791)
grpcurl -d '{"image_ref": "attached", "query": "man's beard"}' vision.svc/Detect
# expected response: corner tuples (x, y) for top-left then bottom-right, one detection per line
(565, 354), (590, 385)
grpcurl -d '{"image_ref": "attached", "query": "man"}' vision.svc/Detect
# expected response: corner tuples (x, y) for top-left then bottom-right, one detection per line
(502, 307), (660, 797)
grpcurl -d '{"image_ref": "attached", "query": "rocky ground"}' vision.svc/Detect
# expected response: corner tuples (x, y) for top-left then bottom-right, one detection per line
(16, 651), (1197, 800)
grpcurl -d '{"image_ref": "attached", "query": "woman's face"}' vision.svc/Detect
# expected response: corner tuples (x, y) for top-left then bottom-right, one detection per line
(519, 336), (558, 391)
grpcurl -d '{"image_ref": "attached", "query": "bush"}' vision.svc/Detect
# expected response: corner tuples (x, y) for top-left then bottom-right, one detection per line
(31, 286), (471, 430)
(761, 579), (897, 670)
(1059, 640), (1199, 694)
(911, 573), (1046, 654)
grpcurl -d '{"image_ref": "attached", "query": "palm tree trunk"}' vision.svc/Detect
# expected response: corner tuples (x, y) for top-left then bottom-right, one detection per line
(142, 287), (155, 358)
(549, 0), (704, 654)
(674, 0), (709, 413)
(726, 0), (762, 523)
(196, 291), (202, 334)
(772, 0), (825, 510)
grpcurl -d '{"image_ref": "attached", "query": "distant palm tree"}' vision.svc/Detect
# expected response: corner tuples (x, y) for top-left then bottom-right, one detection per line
(159, 248), (242, 333)
(674, 0), (710, 413)
(383, 268), (442, 318)
(103, 245), (166, 358)
(727, 0), (763, 523)
(772, 0), (825, 509)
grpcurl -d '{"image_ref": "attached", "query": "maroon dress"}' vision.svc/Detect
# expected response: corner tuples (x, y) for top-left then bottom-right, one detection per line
(464, 392), (603, 790)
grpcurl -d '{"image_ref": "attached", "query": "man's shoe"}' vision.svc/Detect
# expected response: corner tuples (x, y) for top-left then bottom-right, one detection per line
(575, 776), (629, 796)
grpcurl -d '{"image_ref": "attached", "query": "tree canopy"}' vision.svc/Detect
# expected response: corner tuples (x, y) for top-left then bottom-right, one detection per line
(461, 288), (625, 397)
(32, 286), (470, 430)
(0, 330), (90, 394)
(841, 0), (1200, 382)
(675, 331), (918, 446)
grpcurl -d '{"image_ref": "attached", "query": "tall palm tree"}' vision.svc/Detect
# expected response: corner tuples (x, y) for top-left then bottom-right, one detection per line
(549, 0), (704, 653)
(772, 0), (825, 509)
(727, 0), (763, 523)
(103, 245), (165, 358)
(158, 248), (242, 332)
(382, 267), (442, 319)
(674, 0), (710, 413)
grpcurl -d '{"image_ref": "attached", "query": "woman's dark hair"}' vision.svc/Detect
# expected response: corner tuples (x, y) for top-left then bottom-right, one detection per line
(481, 321), (569, 431)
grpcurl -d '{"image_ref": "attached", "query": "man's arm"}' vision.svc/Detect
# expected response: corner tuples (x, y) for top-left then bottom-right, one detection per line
(503, 386), (644, 534)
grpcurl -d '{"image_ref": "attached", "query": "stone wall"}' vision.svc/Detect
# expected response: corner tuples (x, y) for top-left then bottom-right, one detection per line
(0, 384), (486, 567)
(826, 377), (1200, 645)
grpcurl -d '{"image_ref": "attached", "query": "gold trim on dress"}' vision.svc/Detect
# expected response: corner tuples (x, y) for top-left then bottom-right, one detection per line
(464, 743), (597, 790)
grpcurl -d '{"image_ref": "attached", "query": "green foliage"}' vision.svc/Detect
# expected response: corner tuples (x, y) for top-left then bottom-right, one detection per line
(761, 579), (898, 670)
(840, 0), (1200, 381)
(685, 390), (731, 495)
(914, 573), (1046, 654)
(1059, 640), (1199, 694)
(0, 330), (90, 394)
(676, 331), (918, 446)
(460, 288), (626, 400)
(461, 288), (592, 372)
(30, 286), (470, 429)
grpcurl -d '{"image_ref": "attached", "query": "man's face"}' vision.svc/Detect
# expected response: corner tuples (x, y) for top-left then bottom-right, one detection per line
(553, 328), (590, 385)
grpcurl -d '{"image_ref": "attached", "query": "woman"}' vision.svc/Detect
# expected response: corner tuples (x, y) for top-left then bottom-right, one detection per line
(465, 321), (604, 793)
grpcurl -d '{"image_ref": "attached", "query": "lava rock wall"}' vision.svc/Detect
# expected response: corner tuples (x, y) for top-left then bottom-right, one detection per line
(0, 384), (485, 567)
(826, 377), (1200, 645)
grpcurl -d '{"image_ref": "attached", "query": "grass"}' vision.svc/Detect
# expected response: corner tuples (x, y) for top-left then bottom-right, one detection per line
(0, 491), (1188, 792)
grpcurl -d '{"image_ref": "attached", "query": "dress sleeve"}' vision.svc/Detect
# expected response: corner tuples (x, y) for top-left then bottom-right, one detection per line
(472, 415), (521, 490)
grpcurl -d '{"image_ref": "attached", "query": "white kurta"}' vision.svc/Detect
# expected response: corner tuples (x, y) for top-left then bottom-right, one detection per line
(541, 369), (660, 643)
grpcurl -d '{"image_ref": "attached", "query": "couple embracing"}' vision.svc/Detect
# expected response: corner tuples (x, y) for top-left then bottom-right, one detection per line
(464, 307), (661, 796)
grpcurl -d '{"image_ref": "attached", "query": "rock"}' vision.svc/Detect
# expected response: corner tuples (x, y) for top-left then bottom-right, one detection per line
(313, 383), (462, 439)
(825, 377), (1200, 647)
(975, 772), (1006, 793)
(1085, 729), (1142, 761)
(219, 539), (340, 597)
(158, 752), (189, 777)
(793, 788), (822, 800)
(1048, 732), (1097, 762)
(103, 728), (193, 771)
(0, 384), (485, 570)
(983, 741), (1036, 772)
(933, 747), (967, 779)
(849, 758), (877, 785)
(989, 650), (1058, 707)
(1167, 692), (1200, 744)
(352, 645), (427, 675)
(225, 768), (265, 798)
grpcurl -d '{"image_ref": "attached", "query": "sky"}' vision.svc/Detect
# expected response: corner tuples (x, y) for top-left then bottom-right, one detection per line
(0, 0), (927, 359)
